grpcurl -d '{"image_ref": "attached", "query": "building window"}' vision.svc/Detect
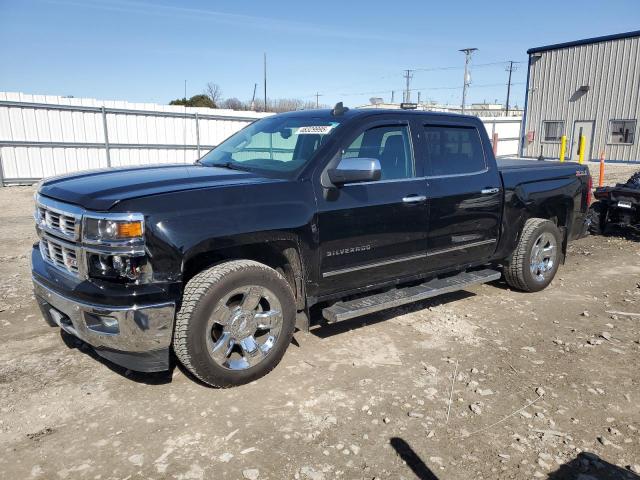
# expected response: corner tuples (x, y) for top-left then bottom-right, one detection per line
(542, 121), (564, 142)
(609, 120), (636, 145)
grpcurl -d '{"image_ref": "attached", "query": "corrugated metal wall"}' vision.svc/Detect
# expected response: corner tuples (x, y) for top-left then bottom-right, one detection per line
(523, 35), (640, 162)
(0, 92), (271, 184)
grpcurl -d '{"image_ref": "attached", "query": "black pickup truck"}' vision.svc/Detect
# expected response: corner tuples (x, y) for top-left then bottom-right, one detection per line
(32, 105), (592, 387)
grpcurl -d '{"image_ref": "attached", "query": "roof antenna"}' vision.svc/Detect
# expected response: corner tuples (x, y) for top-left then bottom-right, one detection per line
(331, 102), (349, 116)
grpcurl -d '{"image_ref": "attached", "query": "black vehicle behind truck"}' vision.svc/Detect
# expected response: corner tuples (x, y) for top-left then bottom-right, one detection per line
(32, 106), (592, 387)
(589, 171), (640, 234)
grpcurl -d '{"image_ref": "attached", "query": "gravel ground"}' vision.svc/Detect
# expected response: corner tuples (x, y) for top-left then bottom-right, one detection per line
(0, 164), (639, 480)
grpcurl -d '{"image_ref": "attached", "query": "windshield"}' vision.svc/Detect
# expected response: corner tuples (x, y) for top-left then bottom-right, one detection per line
(199, 115), (342, 175)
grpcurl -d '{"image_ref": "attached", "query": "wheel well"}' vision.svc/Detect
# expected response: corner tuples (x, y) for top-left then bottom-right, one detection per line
(182, 241), (306, 310)
(540, 200), (571, 253)
(541, 201), (570, 228)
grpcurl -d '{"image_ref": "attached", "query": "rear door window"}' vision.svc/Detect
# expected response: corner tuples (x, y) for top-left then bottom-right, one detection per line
(423, 125), (486, 176)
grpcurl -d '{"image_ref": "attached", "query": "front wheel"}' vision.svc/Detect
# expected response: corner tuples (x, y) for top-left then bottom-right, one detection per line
(504, 218), (561, 292)
(173, 260), (296, 387)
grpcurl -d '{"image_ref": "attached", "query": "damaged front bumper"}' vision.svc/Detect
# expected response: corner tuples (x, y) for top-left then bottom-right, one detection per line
(33, 277), (175, 372)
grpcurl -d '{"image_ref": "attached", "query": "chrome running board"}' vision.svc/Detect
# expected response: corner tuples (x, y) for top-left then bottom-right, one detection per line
(322, 269), (501, 323)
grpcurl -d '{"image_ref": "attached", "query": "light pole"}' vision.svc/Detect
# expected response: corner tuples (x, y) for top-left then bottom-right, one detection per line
(459, 48), (477, 114)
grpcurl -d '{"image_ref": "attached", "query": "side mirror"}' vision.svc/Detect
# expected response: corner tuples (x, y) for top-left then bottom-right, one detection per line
(327, 158), (381, 186)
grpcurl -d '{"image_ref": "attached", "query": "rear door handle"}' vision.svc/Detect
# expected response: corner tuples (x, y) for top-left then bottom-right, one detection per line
(480, 188), (500, 195)
(402, 195), (427, 203)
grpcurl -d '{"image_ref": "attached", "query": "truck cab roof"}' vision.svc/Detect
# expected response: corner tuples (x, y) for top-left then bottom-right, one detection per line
(276, 107), (480, 123)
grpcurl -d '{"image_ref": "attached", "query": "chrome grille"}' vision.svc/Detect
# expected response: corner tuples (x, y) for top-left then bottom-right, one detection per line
(36, 204), (79, 240)
(40, 236), (80, 275)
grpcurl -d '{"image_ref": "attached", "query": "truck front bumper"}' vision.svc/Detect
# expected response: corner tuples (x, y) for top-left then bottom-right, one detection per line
(33, 277), (175, 372)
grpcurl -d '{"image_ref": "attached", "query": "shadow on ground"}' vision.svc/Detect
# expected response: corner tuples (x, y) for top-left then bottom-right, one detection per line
(598, 227), (640, 242)
(310, 290), (475, 339)
(548, 452), (640, 480)
(390, 437), (440, 480)
(60, 330), (175, 386)
(388, 442), (639, 480)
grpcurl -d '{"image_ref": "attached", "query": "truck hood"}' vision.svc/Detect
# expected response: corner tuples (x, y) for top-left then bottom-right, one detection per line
(38, 164), (275, 211)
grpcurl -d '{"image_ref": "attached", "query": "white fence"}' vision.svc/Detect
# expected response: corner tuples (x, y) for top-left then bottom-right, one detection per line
(0, 92), (522, 185)
(0, 92), (270, 185)
(480, 117), (522, 157)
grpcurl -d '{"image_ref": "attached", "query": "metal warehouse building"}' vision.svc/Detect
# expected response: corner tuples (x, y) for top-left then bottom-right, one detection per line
(521, 30), (640, 163)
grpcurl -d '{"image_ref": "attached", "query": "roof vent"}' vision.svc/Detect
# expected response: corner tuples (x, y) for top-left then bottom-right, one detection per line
(332, 102), (349, 116)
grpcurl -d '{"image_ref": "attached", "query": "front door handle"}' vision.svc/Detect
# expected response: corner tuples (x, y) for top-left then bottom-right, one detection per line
(480, 188), (500, 195)
(402, 195), (427, 203)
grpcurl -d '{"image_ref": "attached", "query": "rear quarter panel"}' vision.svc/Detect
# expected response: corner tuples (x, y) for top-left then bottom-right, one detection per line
(494, 161), (590, 261)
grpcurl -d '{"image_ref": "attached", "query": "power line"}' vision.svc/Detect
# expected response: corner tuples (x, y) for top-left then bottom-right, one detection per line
(331, 82), (525, 97)
(296, 60), (525, 99)
(413, 60), (518, 72)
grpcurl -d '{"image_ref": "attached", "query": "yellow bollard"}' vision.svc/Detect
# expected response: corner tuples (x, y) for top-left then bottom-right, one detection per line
(578, 135), (586, 164)
(559, 135), (567, 162)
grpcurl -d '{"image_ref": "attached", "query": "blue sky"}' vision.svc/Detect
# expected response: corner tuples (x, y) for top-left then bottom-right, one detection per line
(1, 0), (639, 108)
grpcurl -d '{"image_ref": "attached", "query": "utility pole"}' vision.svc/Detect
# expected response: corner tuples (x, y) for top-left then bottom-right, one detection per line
(403, 69), (414, 103)
(263, 52), (267, 112)
(314, 92), (323, 108)
(417, 91), (421, 104)
(391, 90), (395, 103)
(459, 48), (477, 114)
(505, 61), (518, 116)
(250, 83), (257, 111)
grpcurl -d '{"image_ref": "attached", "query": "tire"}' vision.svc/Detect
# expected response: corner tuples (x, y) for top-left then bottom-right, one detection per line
(503, 218), (562, 293)
(174, 260), (296, 387)
(587, 201), (606, 235)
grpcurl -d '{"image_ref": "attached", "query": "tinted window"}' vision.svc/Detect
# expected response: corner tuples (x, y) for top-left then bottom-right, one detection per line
(343, 125), (414, 180)
(424, 126), (486, 176)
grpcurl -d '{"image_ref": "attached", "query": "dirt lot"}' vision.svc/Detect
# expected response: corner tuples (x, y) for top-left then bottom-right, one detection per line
(1, 163), (639, 480)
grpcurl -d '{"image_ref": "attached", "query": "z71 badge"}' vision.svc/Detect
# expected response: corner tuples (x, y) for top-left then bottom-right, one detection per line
(326, 245), (371, 257)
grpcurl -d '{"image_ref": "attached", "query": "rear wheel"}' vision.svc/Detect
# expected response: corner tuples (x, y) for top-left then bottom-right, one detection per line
(504, 218), (561, 292)
(174, 260), (296, 387)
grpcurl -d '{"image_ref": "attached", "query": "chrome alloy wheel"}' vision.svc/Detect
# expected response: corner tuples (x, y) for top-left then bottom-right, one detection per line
(205, 285), (283, 370)
(529, 232), (557, 282)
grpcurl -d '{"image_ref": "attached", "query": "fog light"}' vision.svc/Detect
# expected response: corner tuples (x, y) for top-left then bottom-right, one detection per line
(85, 313), (120, 335)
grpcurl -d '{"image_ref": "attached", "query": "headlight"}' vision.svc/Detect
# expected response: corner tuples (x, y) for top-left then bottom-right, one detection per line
(82, 213), (149, 283)
(87, 252), (151, 283)
(83, 214), (144, 244)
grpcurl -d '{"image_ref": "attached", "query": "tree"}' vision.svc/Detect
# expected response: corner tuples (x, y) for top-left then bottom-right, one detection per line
(204, 82), (223, 108)
(169, 94), (215, 108)
(188, 94), (215, 108)
(221, 97), (244, 110)
(169, 97), (189, 106)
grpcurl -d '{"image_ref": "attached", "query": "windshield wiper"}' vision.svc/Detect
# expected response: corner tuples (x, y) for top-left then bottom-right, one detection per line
(213, 161), (252, 172)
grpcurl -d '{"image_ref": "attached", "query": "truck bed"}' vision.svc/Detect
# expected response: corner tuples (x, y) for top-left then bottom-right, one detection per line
(497, 157), (581, 170)
(497, 157), (588, 188)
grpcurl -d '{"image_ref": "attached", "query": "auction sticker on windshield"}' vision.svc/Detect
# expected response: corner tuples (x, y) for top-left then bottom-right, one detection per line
(297, 125), (335, 135)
